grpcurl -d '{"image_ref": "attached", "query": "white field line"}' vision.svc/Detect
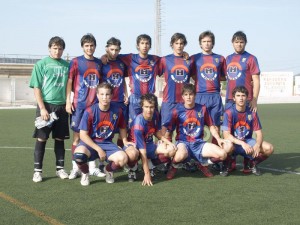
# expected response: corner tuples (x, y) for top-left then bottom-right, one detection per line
(1, 146), (299, 175)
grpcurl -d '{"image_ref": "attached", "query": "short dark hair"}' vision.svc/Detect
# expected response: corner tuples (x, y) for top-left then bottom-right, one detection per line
(136, 34), (152, 48)
(232, 31), (247, 43)
(97, 82), (113, 94)
(140, 93), (158, 109)
(81, 33), (96, 47)
(232, 86), (249, 97)
(48, 36), (65, 49)
(170, 33), (187, 47)
(199, 30), (215, 46)
(106, 37), (121, 49)
(182, 83), (196, 95)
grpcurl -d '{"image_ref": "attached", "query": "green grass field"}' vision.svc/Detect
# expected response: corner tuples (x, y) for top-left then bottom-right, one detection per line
(0, 104), (299, 225)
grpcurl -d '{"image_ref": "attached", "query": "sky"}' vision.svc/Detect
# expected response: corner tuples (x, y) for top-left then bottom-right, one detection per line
(1, 0), (300, 75)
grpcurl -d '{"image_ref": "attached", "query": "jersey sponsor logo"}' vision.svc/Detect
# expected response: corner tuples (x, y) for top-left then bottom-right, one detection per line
(145, 128), (155, 143)
(83, 69), (100, 89)
(170, 65), (189, 83)
(199, 63), (217, 81)
(51, 65), (68, 77)
(95, 120), (114, 139)
(227, 62), (242, 80)
(234, 121), (250, 140)
(135, 65), (153, 82)
(182, 118), (201, 137)
(107, 68), (123, 87)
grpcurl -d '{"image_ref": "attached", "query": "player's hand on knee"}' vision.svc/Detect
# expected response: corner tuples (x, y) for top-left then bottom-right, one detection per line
(97, 148), (106, 161)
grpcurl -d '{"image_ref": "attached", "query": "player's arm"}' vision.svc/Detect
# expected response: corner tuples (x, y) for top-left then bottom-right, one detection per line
(155, 130), (177, 152)
(252, 129), (263, 158)
(209, 125), (225, 147)
(33, 87), (49, 121)
(119, 128), (135, 147)
(140, 148), (153, 186)
(250, 74), (260, 112)
(123, 80), (129, 105)
(79, 130), (106, 161)
(66, 79), (73, 114)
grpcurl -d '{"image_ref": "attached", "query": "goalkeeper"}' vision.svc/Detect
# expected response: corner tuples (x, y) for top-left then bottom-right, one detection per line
(29, 36), (70, 183)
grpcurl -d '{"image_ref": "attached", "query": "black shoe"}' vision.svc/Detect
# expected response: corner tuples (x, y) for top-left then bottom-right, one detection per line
(219, 163), (229, 177)
(211, 163), (221, 172)
(182, 162), (198, 173)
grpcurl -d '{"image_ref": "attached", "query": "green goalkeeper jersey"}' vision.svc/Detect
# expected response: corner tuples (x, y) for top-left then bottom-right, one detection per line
(29, 56), (69, 105)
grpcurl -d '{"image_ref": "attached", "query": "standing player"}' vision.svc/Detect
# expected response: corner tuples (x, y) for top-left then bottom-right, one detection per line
(160, 33), (192, 139)
(117, 34), (161, 126)
(102, 37), (129, 145)
(30, 36), (69, 182)
(102, 37), (139, 181)
(225, 31), (261, 171)
(66, 33), (104, 179)
(164, 83), (233, 180)
(190, 30), (226, 172)
(130, 94), (177, 186)
(190, 30), (226, 146)
(222, 86), (274, 175)
(73, 82), (135, 186)
(226, 31), (260, 112)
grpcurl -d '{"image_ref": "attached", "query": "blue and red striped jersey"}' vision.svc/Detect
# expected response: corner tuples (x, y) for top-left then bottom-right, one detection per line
(119, 54), (160, 96)
(79, 102), (126, 143)
(167, 103), (213, 142)
(130, 111), (161, 150)
(68, 55), (102, 109)
(191, 53), (226, 93)
(160, 54), (192, 103)
(102, 59), (127, 103)
(226, 51), (260, 101)
(222, 105), (262, 140)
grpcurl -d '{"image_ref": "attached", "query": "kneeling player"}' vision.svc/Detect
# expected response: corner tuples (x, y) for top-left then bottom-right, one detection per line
(73, 82), (136, 186)
(165, 83), (233, 179)
(130, 94), (177, 186)
(222, 86), (274, 175)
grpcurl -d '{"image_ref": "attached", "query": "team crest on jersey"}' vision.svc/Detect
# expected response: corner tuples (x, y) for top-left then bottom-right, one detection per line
(215, 58), (219, 63)
(149, 60), (155, 66)
(182, 118), (201, 137)
(119, 63), (125, 70)
(234, 121), (250, 140)
(170, 65), (189, 83)
(107, 68), (123, 87)
(242, 58), (247, 63)
(227, 62), (242, 80)
(83, 69), (100, 88)
(200, 63), (217, 81)
(197, 112), (202, 118)
(135, 65), (153, 82)
(95, 121), (114, 139)
(248, 114), (252, 121)
(113, 113), (117, 120)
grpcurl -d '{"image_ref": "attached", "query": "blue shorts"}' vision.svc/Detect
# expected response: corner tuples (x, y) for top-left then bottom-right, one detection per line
(77, 140), (123, 162)
(161, 102), (177, 127)
(233, 138), (256, 159)
(145, 142), (157, 160)
(195, 93), (223, 126)
(128, 94), (142, 127)
(176, 140), (207, 164)
(70, 108), (85, 133)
